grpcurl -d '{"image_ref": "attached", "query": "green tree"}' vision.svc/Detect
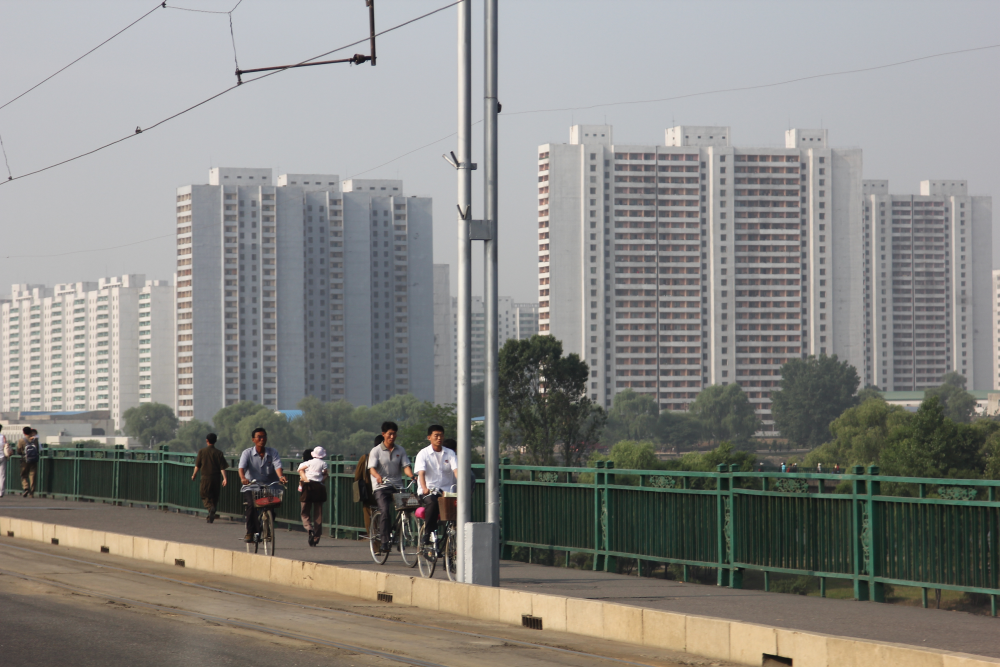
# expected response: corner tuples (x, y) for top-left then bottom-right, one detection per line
(770, 355), (860, 448)
(656, 411), (702, 450)
(924, 372), (977, 423)
(688, 384), (759, 449)
(679, 441), (756, 472)
(555, 398), (606, 468)
(803, 397), (910, 469)
(605, 389), (659, 443)
(856, 385), (883, 404)
(880, 396), (983, 479)
(499, 335), (589, 464)
(173, 419), (215, 453)
(232, 408), (302, 457)
(122, 403), (178, 446)
(213, 401), (264, 452)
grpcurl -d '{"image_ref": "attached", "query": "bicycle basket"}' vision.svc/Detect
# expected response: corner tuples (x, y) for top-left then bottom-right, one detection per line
(251, 486), (284, 508)
(394, 492), (419, 509)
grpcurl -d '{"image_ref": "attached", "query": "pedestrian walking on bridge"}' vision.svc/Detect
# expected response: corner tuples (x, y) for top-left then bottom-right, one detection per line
(18, 427), (39, 497)
(0, 424), (10, 497)
(298, 446), (329, 546)
(192, 433), (228, 523)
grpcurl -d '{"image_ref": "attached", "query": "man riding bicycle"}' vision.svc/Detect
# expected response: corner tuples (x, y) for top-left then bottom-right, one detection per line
(367, 421), (413, 554)
(238, 427), (287, 542)
(414, 424), (457, 544)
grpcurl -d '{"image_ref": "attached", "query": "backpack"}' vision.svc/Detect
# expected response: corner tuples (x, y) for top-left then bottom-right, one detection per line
(24, 441), (39, 463)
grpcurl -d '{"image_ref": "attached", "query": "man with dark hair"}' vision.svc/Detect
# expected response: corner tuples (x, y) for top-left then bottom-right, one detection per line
(17, 426), (39, 498)
(238, 427), (286, 541)
(368, 421), (412, 554)
(414, 424), (457, 543)
(191, 432), (228, 523)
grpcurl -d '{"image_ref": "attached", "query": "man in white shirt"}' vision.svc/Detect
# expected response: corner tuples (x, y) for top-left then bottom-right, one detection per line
(413, 424), (458, 540)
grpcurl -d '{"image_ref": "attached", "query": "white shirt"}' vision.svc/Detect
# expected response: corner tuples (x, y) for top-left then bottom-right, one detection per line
(414, 445), (458, 493)
(297, 458), (328, 483)
(0, 434), (7, 461)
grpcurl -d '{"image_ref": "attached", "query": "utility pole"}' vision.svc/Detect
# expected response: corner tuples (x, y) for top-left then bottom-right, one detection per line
(455, 0), (473, 583)
(483, 0), (500, 586)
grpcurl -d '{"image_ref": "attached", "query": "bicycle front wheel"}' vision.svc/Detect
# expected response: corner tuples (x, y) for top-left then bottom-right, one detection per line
(263, 510), (275, 557)
(398, 511), (419, 568)
(416, 522), (436, 578)
(369, 510), (389, 564)
(444, 525), (458, 582)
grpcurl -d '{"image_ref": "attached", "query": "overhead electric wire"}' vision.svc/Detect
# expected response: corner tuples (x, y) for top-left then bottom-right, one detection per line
(0, 0), (461, 188)
(0, 1), (164, 113)
(0, 130), (12, 180)
(347, 41), (1000, 178)
(1, 233), (175, 260)
(164, 0), (244, 68)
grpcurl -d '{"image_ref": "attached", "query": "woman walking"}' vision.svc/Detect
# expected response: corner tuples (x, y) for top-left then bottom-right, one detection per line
(298, 447), (329, 547)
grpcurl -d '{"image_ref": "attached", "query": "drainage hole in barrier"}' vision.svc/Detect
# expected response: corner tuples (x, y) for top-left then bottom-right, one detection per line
(175, 559), (185, 567)
(100, 546), (110, 553)
(763, 655), (793, 667)
(7, 531), (13, 537)
(377, 592), (393, 603)
(522, 615), (543, 631)
(51, 538), (59, 545)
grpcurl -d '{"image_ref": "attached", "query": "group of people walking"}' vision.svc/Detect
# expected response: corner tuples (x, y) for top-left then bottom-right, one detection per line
(189, 421), (456, 550)
(0, 425), (42, 498)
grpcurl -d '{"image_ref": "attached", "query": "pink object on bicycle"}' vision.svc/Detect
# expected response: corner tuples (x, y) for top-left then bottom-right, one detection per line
(415, 506), (426, 519)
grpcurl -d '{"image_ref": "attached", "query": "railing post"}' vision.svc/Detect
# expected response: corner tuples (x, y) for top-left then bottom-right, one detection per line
(330, 454), (341, 539)
(113, 444), (124, 505)
(603, 462), (616, 573)
(867, 465), (884, 602)
(157, 444), (169, 510)
(851, 465), (869, 601)
(716, 464), (731, 587)
(728, 463), (743, 589)
(500, 457), (510, 559)
(74, 441), (84, 500)
(593, 461), (604, 571)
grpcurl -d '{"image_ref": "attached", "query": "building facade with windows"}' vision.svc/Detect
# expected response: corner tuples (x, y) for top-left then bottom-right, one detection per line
(451, 296), (538, 389)
(433, 264), (456, 405)
(863, 180), (991, 391)
(176, 169), (433, 422)
(539, 125), (864, 431)
(0, 274), (173, 430)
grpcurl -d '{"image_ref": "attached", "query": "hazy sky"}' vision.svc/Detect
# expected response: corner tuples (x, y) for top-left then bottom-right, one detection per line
(1, 0), (998, 304)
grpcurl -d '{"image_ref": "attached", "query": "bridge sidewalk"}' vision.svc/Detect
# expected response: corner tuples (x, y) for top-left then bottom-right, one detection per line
(1, 496), (996, 659)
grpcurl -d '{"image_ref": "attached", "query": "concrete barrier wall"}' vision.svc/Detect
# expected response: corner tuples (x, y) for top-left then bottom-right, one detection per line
(3, 516), (998, 667)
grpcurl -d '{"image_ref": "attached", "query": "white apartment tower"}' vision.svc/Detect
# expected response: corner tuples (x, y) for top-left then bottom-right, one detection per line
(433, 264), (456, 404)
(0, 275), (174, 429)
(863, 180), (992, 391)
(993, 269), (1000, 391)
(540, 125), (863, 430)
(451, 296), (538, 388)
(176, 169), (434, 422)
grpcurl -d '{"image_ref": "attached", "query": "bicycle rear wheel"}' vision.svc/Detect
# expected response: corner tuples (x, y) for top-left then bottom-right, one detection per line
(398, 511), (419, 568)
(444, 524), (458, 582)
(263, 510), (275, 556)
(369, 510), (389, 564)
(416, 522), (436, 578)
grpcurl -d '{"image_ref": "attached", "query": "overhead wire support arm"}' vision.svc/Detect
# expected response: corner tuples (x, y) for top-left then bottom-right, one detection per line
(234, 0), (377, 84)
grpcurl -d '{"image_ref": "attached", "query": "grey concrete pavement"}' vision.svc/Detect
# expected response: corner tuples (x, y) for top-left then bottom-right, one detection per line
(0, 536), (721, 667)
(1, 495), (997, 659)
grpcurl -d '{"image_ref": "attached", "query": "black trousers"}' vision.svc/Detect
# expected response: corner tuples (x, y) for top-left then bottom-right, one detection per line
(243, 490), (257, 535)
(374, 488), (395, 547)
(420, 492), (441, 535)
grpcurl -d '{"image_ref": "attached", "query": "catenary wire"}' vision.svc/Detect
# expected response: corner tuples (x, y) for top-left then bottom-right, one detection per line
(0, 130), (12, 180)
(1, 233), (175, 260)
(0, 0), (461, 188)
(347, 41), (1000, 178)
(0, 1), (164, 113)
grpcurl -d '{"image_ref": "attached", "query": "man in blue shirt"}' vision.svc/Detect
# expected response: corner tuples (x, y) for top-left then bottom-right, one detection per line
(238, 427), (287, 542)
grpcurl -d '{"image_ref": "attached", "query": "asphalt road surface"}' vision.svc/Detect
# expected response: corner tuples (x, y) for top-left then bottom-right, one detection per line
(0, 537), (734, 667)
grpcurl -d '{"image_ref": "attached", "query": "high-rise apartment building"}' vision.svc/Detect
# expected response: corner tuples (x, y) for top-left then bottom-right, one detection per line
(540, 125), (864, 430)
(176, 169), (433, 422)
(0, 274), (174, 429)
(993, 269), (1000, 392)
(433, 264), (455, 404)
(451, 296), (538, 388)
(863, 180), (992, 390)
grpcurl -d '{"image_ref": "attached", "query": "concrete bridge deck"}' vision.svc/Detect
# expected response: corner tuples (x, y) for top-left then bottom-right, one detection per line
(0, 495), (996, 659)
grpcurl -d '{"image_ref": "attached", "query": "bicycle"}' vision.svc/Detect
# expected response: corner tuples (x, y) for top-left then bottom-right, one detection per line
(368, 483), (420, 567)
(245, 481), (284, 556)
(416, 494), (458, 581)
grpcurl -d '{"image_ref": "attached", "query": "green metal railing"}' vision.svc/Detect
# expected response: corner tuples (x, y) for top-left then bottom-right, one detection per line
(4, 445), (997, 614)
